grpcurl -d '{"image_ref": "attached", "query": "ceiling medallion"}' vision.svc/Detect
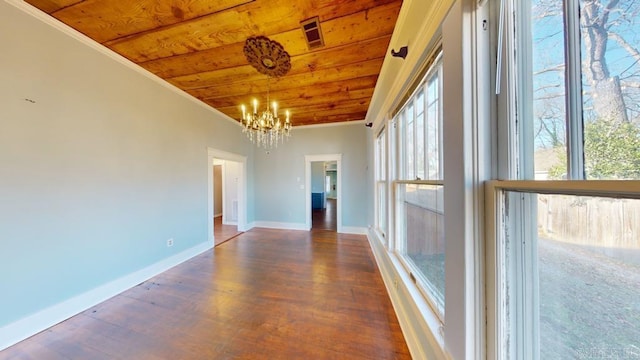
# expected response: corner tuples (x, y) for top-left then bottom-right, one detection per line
(239, 36), (292, 149)
(243, 36), (291, 78)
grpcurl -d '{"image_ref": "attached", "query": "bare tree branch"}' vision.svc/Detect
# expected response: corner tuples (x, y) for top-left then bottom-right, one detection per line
(609, 32), (640, 65)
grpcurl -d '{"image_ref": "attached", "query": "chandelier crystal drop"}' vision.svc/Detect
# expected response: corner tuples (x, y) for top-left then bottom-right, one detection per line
(240, 36), (293, 149)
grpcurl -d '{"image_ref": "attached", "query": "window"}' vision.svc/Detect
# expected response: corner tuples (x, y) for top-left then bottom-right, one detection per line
(399, 56), (443, 181)
(394, 53), (445, 318)
(488, 182), (640, 359)
(375, 129), (387, 239)
(527, 0), (640, 180)
(489, 0), (640, 357)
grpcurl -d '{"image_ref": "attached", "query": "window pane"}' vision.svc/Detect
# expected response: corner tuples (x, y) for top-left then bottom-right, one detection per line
(375, 130), (387, 238)
(416, 90), (425, 180)
(405, 103), (415, 180)
(531, 0), (568, 178)
(376, 131), (386, 181)
(377, 181), (387, 236)
(580, 0), (640, 180)
(505, 191), (640, 358)
(398, 183), (445, 315)
(426, 74), (441, 180)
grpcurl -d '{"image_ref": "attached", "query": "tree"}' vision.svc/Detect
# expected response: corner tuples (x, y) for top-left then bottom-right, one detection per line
(581, 0), (631, 123)
(548, 117), (640, 179)
(583, 118), (640, 178)
(532, 0), (640, 132)
(532, 0), (640, 179)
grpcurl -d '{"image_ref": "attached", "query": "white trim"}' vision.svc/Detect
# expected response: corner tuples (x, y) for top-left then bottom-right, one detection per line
(4, 0), (239, 127)
(367, 228), (448, 359)
(0, 241), (212, 351)
(486, 180), (640, 197)
(252, 221), (307, 231)
(295, 120), (365, 130)
(564, 0), (585, 179)
(339, 226), (368, 235)
(473, 1), (493, 358)
(221, 161), (227, 225)
(305, 154), (343, 232)
(207, 148), (249, 244)
(214, 213), (222, 218)
(367, 0), (453, 129)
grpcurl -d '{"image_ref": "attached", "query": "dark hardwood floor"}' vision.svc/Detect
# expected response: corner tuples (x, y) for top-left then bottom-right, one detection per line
(214, 216), (242, 246)
(312, 198), (337, 231)
(0, 228), (410, 359)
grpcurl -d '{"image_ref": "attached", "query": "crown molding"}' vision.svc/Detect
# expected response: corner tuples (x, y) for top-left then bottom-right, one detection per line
(4, 0), (240, 127)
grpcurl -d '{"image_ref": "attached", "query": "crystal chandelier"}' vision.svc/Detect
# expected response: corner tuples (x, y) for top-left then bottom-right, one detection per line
(240, 77), (291, 149)
(240, 36), (292, 149)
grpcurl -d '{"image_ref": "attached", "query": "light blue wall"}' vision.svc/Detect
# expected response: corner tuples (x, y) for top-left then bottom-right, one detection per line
(0, 3), (253, 327)
(366, 128), (376, 226)
(253, 124), (371, 227)
(311, 162), (325, 193)
(327, 171), (337, 198)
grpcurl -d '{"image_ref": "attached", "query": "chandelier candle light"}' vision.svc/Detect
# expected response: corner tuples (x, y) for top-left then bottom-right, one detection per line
(240, 36), (293, 149)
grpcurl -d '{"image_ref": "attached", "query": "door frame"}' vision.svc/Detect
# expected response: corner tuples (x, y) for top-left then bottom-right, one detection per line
(207, 148), (248, 244)
(305, 154), (342, 232)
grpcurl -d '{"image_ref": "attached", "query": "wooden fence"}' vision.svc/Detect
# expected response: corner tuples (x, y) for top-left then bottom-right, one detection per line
(406, 202), (445, 255)
(537, 195), (640, 249)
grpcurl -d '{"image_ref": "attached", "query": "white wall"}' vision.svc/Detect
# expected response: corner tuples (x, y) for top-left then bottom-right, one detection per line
(253, 124), (370, 230)
(0, 1), (253, 348)
(223, 160), (241, 224)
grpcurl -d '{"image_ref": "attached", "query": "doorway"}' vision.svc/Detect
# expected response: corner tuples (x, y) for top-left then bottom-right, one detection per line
(207, 148), (247, 246)
(310, 161), (337, 231)
(305, 154), (342, 232)
(212, 158), (242, 245)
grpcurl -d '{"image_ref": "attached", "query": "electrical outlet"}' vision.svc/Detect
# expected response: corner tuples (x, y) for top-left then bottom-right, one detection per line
(167, 238), (174, 247)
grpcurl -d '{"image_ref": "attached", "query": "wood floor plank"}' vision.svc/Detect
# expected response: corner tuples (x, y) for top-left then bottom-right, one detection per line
(1, 228), (410, 359)
(214, 216), (242, 246)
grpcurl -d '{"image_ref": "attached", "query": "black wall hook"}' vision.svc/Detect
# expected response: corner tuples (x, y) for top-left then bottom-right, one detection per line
(390, 46), (408, 59)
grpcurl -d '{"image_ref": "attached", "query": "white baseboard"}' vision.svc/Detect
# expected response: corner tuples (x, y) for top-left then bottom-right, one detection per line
(366, 228), (447, 360)
(339, 226), (368, 235)
(246, 223), (366, 234)
(222, 220), (237, 226)
(0, 241), (212, 352)
(214, 213), (222, 218)
(252, 221), (308, 231)
(239, 222), (254, 232)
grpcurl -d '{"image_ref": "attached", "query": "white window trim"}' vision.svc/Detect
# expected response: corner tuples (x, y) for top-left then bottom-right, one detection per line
(375, 127), (388, 240)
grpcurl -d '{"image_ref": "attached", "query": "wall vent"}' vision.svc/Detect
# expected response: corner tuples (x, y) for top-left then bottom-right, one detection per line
(300, 16), (324, 50)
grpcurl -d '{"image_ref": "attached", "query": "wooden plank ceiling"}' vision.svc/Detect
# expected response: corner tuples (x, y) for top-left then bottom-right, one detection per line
(26, 0), (403, 126)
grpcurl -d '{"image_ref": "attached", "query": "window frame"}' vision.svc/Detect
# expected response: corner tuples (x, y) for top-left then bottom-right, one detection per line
(397, 53), (444, 182)
(392, 52), (446, 320)
(375, 127), (388, 240)
(491, 0), (640, 355)
(485, 180), (640, 359)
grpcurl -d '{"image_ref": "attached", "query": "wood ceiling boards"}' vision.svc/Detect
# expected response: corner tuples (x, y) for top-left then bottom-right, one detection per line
(25, 0), (403, 126)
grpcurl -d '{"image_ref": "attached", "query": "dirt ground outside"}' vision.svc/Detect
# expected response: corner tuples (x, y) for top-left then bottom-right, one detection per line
(539, 238), (640, 359)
